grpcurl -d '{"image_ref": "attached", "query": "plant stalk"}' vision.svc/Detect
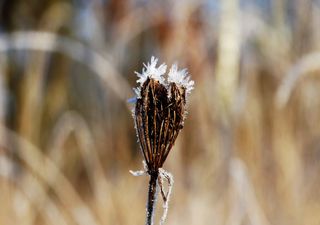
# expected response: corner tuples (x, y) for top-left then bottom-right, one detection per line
(146, 172), (158, 225)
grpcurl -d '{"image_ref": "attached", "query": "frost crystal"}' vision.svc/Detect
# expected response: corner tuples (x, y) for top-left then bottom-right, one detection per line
(134, 57), (195, 99)
(135, 56), (167, 86)
(168, 64), (194, 95)
(133, 87), (141, 98)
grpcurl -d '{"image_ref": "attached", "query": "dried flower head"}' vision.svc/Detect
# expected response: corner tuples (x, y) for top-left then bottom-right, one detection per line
(131, 56), (194, 225)
(133, 56), (194, 173)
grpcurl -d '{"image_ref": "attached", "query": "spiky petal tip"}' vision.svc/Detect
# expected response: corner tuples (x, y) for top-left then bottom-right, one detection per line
(134, 57), (194, 99)
(168, 64), (194, 95)
(135, 56), (167, 87)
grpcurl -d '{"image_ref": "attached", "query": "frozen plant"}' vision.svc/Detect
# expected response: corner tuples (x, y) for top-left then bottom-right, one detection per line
(130, 56), (194, 225)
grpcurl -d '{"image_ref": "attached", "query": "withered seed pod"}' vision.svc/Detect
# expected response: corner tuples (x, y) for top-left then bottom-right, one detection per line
(131, 56), (194, 225)
(135, 77), (186, 174)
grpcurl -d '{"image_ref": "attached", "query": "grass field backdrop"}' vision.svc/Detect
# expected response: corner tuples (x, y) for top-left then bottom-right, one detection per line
(0, 0), (320, 224)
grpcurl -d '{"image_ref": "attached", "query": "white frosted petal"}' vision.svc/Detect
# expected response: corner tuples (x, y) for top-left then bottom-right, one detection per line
(135, 56), (167, 87)
(168, 64), (194, 95)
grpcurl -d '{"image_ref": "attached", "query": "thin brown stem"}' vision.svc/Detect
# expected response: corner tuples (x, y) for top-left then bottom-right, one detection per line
(146, 172), (158, 225)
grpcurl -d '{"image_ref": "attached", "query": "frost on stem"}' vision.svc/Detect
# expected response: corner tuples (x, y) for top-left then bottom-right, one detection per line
(129, 160), (148, 176)
(130, 56), (194, 225)
(158, 169), (174, 225)
(129, 165), (174, 225)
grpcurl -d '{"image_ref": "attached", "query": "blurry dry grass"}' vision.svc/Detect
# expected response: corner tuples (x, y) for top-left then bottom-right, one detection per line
(0, 0), (320, 224)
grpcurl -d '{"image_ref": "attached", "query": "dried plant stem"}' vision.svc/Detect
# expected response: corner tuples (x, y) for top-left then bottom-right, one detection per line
(130, 164), (174, 225)
(146, 172), (158, 225)
(133, 57), (193, 225)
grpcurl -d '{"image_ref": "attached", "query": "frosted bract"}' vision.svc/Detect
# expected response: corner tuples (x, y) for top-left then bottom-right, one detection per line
(134, 56), (194, 98)
(168, 64), (194, 95)
(135, 56), (167, 86)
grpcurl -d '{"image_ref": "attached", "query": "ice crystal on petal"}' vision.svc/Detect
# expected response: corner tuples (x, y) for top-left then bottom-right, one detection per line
(133, 87), (141, 98)
(135, 56), (167, 86)
(168, 64), (194, 95)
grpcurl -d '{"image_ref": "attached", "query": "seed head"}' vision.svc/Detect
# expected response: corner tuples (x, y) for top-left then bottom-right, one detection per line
(133, 57), (194, 174)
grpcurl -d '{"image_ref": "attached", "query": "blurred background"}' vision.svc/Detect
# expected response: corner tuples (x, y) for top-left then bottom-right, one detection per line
(0, 0), (320, 224)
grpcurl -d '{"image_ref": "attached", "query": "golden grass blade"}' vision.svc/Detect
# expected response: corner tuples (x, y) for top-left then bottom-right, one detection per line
(0, 125), (100, 225)
(0, 155), (69, 225)
(0, 31), (131, 105)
